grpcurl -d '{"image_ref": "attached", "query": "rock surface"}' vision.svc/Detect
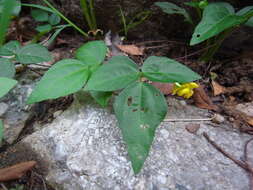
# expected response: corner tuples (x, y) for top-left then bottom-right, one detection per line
(0, 71), (36, 144)
(236, 102), (253, 117)
(13, 92), (251, 190)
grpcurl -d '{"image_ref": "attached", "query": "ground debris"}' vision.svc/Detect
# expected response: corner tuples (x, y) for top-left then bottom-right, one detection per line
(0, 161), (36, 182)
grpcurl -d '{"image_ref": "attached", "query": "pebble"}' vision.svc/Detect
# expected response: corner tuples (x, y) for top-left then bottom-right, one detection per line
(0, 103), (9, 117)
(212, 114), (225, 124)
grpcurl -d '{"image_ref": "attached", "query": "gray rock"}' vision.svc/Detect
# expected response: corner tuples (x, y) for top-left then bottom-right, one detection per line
(1, 71), (36, 144)
(0, 102), (9, 117)
(235, 102), (253, 117)
(18, 93), (251, 190)
(211, 114), (225, 124)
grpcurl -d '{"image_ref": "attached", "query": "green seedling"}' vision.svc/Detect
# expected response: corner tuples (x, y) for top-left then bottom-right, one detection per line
(80, 0), (97, 31)
(0, 40), (52, 97)
(27, 40), (201, 174)
(119, 6), (151, 37)
(155, 1), (253, 62)
(21, 4), (70, 44)
(23, 1), (88, 37)
(0, 0), (21, 46)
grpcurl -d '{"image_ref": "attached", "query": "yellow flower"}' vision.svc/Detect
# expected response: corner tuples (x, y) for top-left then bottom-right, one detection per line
(172, 82), (199, 99)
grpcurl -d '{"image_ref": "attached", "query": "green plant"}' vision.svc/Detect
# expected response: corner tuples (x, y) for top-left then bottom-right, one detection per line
(27, 5), (70, 44)
(80, 0), (97, 31)
(0, 40), (52, 144)
(0, 40), (52, 97)
(119, 6), (151, 37)
(0, 0), (21, 46)
(155, 1), (253, 62)
(27, 40), (201, 174)
(9, 184), (24, 190)
(23, 1), (88, 37)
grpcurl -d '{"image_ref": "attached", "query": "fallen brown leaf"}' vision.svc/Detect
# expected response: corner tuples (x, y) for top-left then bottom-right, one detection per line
(185, 124), (200, 134)
(212, 80), (227, 96)
(0, 161), (36, 182)
(193, 85), (218, 111)
(151, 82), (173, 95)
(116, 44), (144, 56)
(247, 117), (253, 126)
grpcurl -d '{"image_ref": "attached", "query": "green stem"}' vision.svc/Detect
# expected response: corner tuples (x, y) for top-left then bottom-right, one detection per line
(192, 0), (202, 22)
(31, 31), (48, 43)
(119, 6), (127, 37)
(80, 0), (93, 30)
(0, 0), (16, 46)
(200, 28), (234, 62)
(42, 0), (88, 37)
(89, 0), (97, 30)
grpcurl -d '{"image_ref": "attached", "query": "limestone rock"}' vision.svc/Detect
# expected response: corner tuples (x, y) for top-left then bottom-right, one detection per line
(11, 93), (251, 190)
(0, 71), (36, 144)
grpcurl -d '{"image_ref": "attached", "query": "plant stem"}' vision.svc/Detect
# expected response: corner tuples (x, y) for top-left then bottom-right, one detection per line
(0, 0), (16, 46)
(42, 0), (88, 37)
(31, 31), (48, 43)
(89, 0), (97, 30)
(119, 6), (127, 37)
(200, 27), (234, 62)
(80, 0), (93, 30)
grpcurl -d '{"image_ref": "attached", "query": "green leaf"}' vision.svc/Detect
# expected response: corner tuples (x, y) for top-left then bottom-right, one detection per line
(43, 24), (70, 46)
(142, 56), (201, 83)
(48, 13), (61, 25)
(237, 6), (253, 27)
(0, 77), (17, 98)
(27, 59), (89, 104)
(22, 3), (55, 13)
(0, 40), (21, 56)
(184, 2), (199, 8)
(155, 2), (193, 24)
(0, 119), (3, 145)
(114, 82), (167, 174)
(0, 0), (21, 16)
(16, 44), (52, 64)
(85, 56), (140, 91)
(0, 58), (15, 78)
(190, 2), (244, 45)
(75, 41), (107, 66)
(0, 0), (17, 45)
(90, 91), (113, 107)
(36, 24), (52, 33)
(31, 9), (49, 22)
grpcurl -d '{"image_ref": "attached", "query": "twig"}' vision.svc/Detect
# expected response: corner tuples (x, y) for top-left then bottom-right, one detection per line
(203, 132), (248, 170)
(29, 68), (43, 76)
(135, 40), (185, 45)
(30, 63), (51, 68)
(0, 183), (8, 190)
(174, 43), (218, 61)
(203, 132), (253, 190)
(163, 117), (213, 122)
(145, 44), (171, 50)
(244, 138), (253, 172)
(32, 171), (47, 190)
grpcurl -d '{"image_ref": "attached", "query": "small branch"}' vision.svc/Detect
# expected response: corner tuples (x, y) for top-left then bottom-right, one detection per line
(244, 138), (253, 173)
(174, 43), (218, 61)
(203, 132), (253, 190)
(0, 183), (8, 190)
(135, 40), (185, 45)
(145, 44), (171, 50)
(163, 117), (213, 122)
(203, 132), (248, 170)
